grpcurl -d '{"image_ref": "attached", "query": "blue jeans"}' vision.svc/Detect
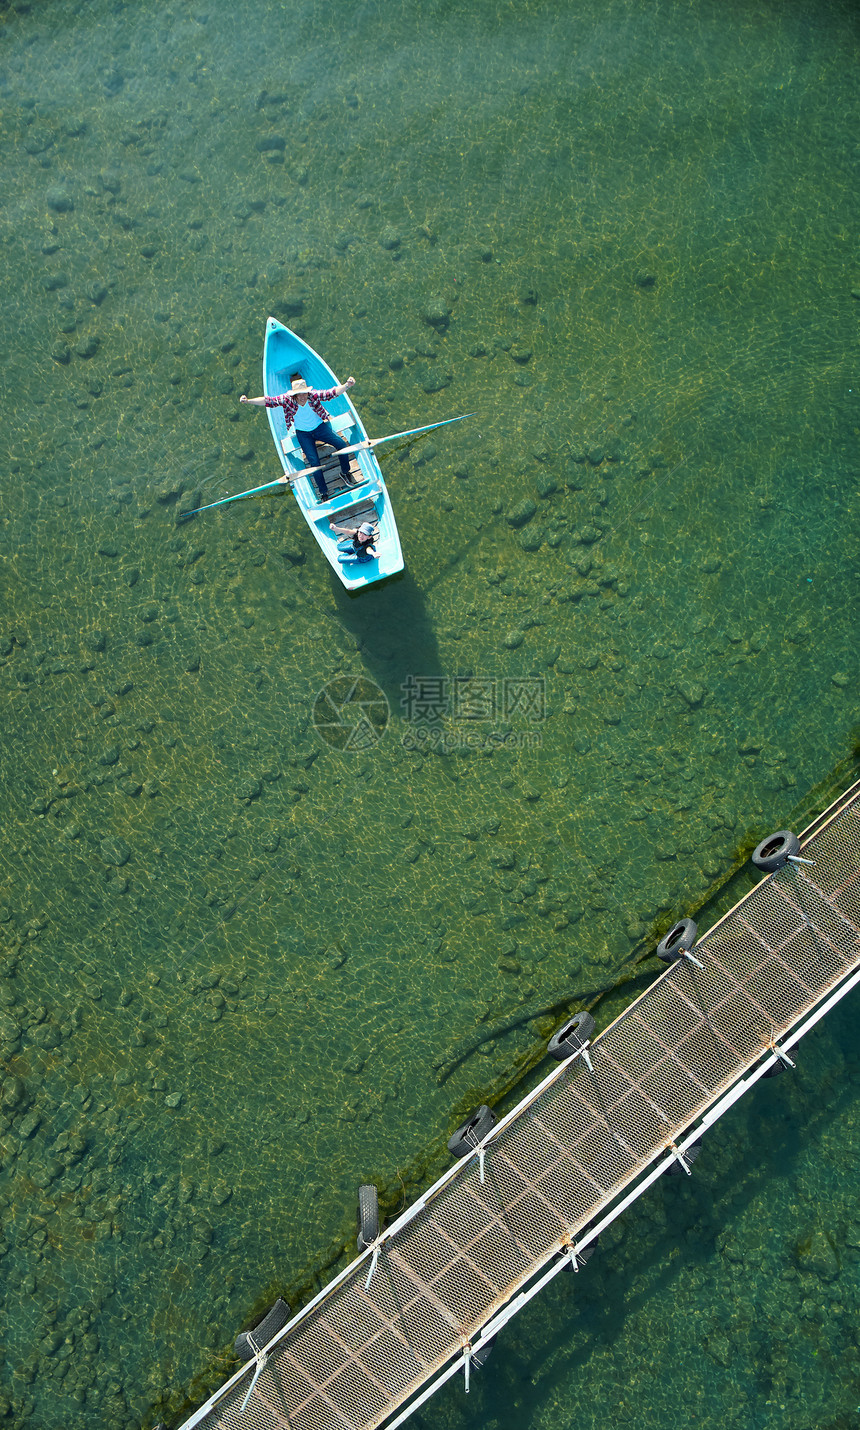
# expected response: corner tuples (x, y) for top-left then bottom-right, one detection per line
(296, 422), (351, 498)
(337, 541), (372, 564)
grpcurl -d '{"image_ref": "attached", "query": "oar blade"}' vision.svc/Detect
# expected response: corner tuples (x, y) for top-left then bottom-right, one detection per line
(367, 412), (475, 449)
(185, 477), (286, 516)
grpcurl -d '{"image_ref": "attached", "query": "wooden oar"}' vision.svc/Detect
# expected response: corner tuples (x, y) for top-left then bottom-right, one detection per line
(185, 413), (474, 516)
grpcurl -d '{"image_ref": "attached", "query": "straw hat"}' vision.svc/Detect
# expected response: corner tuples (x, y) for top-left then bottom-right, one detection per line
(291, 376), (309, 394)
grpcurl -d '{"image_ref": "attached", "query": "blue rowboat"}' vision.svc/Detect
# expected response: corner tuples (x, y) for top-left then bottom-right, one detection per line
(263, 318), (404, 591)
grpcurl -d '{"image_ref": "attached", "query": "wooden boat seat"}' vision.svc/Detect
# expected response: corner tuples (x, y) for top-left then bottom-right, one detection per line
(316, 453), (365, 499)
(326, 490), (381, 525)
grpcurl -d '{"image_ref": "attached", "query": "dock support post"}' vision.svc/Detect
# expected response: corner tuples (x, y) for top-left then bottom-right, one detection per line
(238, 1338), (268, 1417)
(364, 1244), (380, 1291)
(768, 1039), (796, 1071)
(667, 1140), (693, 1175)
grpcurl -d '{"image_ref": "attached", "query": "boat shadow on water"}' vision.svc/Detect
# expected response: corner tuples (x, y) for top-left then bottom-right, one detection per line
(329, 566), (443, 715)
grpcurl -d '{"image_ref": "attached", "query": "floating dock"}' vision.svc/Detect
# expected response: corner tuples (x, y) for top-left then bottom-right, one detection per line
(175, 781), (860, 1430)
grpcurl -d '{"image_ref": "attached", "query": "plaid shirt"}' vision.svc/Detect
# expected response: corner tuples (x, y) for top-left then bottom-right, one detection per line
(264, 386), (339, 430)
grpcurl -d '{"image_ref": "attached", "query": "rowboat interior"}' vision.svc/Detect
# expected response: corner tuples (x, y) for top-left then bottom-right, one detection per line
(265, 328), (404, 589)
(276, 368), (382, 528)
(274, 369), (362, 491)
(309, 446), (365, 503)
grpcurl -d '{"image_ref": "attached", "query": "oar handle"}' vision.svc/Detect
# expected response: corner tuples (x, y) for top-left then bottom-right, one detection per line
(284, 416), (471, 475)
(288, 441), (372, 477)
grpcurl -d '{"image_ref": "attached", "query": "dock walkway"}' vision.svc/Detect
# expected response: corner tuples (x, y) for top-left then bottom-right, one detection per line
(178, 782), (860, 1430)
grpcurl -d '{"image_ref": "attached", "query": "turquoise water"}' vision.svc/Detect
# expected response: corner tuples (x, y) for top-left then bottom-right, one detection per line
(0, 0), (857, 1426)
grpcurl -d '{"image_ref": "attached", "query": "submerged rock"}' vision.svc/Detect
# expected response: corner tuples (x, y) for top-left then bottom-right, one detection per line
(100, 837), (131, 867)
(498, 955), (521, 975)
(18, 1110), (41, 1139)
(795, 1228), (840, 1282)
(677, 680), (706, 708)
(705, 1331), (732, 1367)
(415, 363), (451, 394)
(46, 186), (74, 213)
(1, 1076), (27, 1109)
(506, 497), (537, 529)
(423, 296), (451, 329)
(236, 776), (263, 803)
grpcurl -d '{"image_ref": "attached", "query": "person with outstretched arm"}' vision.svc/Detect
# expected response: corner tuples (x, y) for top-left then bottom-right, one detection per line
(329, 519), (379, 564)
(240, 375), (356, 502)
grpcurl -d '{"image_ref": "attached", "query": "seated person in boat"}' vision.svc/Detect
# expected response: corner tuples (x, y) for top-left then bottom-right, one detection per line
(329, 519), (379, 563)
(240, 375), (356, 503)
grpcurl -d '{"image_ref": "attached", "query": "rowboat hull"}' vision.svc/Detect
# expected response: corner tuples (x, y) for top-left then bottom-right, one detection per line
(263, 318), (404, 591)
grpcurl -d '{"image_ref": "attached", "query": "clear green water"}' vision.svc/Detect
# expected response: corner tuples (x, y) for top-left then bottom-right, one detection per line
(0, 0), (857, 1426)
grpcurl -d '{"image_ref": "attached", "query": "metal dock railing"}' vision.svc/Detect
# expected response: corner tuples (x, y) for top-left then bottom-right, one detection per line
(176, 781), (860, 1430)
